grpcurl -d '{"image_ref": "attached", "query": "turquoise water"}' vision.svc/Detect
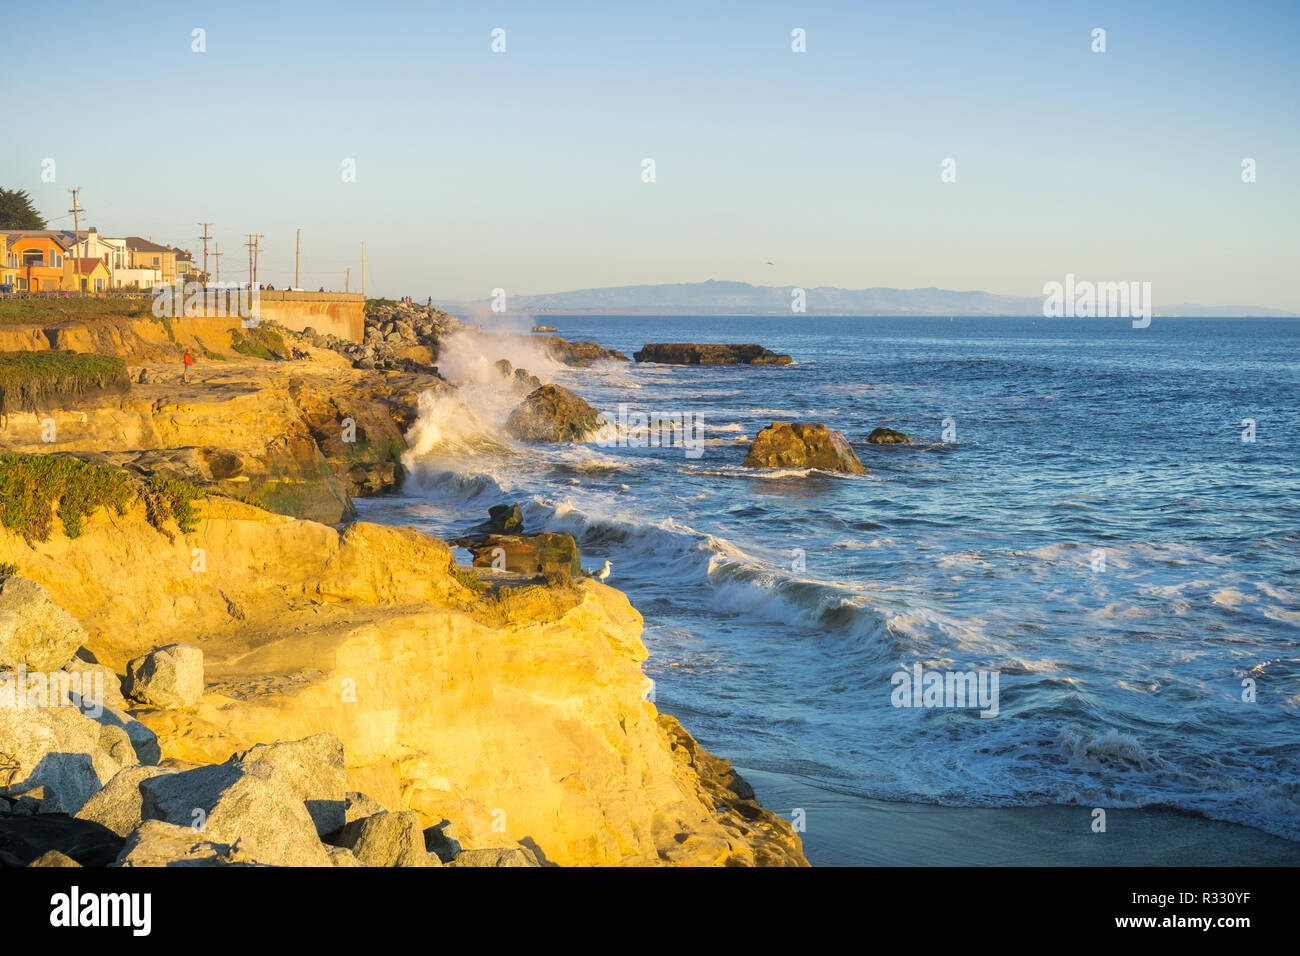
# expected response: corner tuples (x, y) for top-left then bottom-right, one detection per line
(361, 314), (1300, 853)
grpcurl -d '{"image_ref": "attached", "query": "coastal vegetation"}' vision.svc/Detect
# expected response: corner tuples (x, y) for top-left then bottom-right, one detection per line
(0, 296), (159, 325)
(0, 351), (129, 420)
(0, 186), (45, 229)
(229, 323), (290, 360)
(0, 453), (206, 542)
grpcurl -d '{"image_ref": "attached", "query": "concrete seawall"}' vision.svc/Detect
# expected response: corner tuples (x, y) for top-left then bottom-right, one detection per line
(255, 291), (365, 343)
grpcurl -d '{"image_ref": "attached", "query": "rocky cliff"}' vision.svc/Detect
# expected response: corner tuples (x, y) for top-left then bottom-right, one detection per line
(0, 493), (806, 866)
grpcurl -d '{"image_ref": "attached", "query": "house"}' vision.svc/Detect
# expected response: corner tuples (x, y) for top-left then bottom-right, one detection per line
(3, 232), (71, 291)
(172, 247), (198, 283)
(62, 257), (111, 292)
(0, 235), (16, 289)
(125, 237), (176, 283)
(66, 228), (131, 281)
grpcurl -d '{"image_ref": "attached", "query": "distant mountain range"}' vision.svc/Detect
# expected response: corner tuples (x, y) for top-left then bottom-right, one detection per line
(440, 280), (1296, 317)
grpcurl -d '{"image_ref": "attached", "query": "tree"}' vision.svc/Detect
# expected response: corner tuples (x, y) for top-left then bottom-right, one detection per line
(0, 188), (47, 230)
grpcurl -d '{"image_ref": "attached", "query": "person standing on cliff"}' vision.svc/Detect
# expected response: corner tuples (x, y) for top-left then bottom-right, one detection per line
(183, 347), (194, 383)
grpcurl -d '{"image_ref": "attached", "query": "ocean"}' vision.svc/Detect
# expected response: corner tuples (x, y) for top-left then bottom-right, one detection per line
(357, 314), (1300, 864)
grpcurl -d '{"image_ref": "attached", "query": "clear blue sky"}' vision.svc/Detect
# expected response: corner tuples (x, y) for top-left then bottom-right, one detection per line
(4, 0), (1297, 307)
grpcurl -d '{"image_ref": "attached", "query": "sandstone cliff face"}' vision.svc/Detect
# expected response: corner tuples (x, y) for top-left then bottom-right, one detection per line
(0, 361), (442, 523)
(0, 498), (806, 866)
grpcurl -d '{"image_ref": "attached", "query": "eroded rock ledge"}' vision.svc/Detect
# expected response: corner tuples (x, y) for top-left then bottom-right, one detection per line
(0, 494), (807, 867)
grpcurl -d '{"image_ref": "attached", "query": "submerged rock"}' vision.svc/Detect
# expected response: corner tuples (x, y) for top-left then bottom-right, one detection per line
(866, 426), (912, 444)
(633, 343), (793, 366)
(124, 643), (204, 710)
(743, 422), (865, 474)
(505, 384), (602, 443)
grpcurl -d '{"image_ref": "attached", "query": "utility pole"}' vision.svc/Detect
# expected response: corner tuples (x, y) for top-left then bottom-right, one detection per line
(245, 234), (256, 288)
(198, 223), (212, 283)
(361, 242), (365, 297)
(68, 188), (83, 294)
(211, 242), (222, 283)
(345, 267), (350, 293)
(294, 228), (300, 290)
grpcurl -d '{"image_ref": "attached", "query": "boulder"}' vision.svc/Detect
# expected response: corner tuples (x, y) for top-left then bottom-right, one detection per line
(534, 337), (629, 366)
(0, 703), (127, 814)
(632, 343), (793, 366)
(0, 813), (124, 866)
(80, 705), (161, 766)
(866, 426), (912, 444)
(326, 845), (360, 866)
(139, 759), (331, 866)
(742, 423), (866, 474)
(487, 503), (523, 533)
(505, 385), (602, 442)
(0, 576), (88, 672)
(424, 819), (463, 863)
(124, 643), (204, 709)
(115, 820), (266, 867)
(343, 791), (386, 827)
(513, 368), (542, 390)
(493, 358), (513, 377)
(450, 532), (581, 579)
(336, 811), (437, 867)
(28, 849), (81, 867)
(449, 847), (541, 867)
(234, 733), (345, 837)
(75, 765), (178, 837)
(61, 659), (128, 712)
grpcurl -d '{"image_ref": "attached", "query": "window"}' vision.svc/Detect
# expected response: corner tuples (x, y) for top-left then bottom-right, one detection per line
(94, 278), (105, 291)
(152, 256), (160, 267)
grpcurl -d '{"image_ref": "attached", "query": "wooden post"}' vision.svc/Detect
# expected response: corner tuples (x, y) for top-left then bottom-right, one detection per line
(295, 228), (300, 289)
(361, 242), (365, 297)
(346, 267), (350, 293)
(68, 188), (82, 294)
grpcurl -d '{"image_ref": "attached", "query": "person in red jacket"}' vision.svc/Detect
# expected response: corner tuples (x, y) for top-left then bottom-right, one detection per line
(183, 347), (194, 383)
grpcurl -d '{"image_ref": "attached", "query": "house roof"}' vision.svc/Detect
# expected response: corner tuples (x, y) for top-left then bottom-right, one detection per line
(69, 258), (108, 271)
(125, 236), (173, 253)
(1, 230), (76, 250)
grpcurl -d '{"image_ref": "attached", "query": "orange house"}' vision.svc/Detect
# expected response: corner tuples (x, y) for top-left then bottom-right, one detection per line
(6, 234), (70, 292)
(63, 257), (111, 293)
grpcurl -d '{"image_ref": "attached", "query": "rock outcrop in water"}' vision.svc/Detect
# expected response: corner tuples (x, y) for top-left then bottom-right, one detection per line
(867, 426), (912, 444)
(633, 343), (793, 366)
(534, 336), (629, 366)
(505, 384), (603, 443)
(743, 422), (866, 474)
(451, 531), (582, 580)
